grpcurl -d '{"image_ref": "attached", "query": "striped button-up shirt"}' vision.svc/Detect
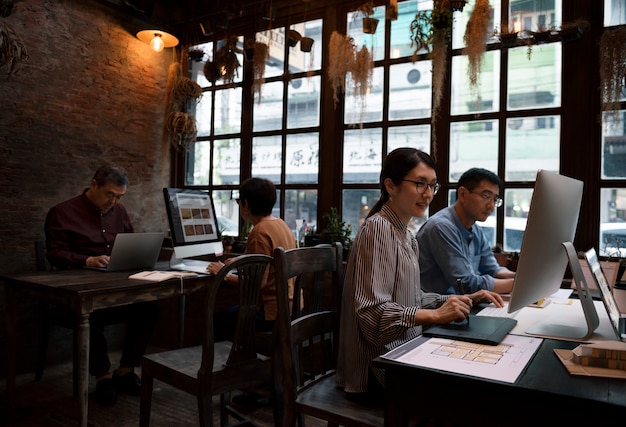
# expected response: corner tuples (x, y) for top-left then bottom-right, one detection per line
(336, 204), (447, 393)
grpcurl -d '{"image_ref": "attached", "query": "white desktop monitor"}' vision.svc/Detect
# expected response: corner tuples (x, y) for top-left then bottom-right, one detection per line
(507, 170), (599, 340)
(163, 188), (224, 265)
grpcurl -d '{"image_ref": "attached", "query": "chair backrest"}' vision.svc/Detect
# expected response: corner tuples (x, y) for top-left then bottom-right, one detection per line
(274, 242), (343, 426)
(199, 253), (273, 378)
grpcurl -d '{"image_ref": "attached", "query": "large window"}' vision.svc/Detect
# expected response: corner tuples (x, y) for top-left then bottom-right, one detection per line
(180, 1), (625, 259)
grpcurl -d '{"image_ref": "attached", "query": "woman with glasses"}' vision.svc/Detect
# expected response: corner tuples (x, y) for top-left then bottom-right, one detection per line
(417, 167), (516, 295)
(336, 148), (503, 405)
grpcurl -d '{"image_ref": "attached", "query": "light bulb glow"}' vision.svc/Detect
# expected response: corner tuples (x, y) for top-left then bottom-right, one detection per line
(150, 34), (164, 52)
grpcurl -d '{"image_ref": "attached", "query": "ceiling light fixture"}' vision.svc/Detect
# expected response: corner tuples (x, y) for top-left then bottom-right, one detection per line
(136, 30), (179, 52)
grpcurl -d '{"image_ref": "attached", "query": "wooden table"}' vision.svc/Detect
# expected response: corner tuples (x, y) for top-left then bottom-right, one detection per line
(2, 262), (212, 427)
(372, 337), (626, 427)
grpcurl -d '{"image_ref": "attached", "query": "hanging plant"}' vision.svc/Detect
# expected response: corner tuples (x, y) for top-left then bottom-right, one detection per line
(166, 112), (198, 150)
(0, 19), (28, 77)
(328, 31), (356, 106)
(386, 0), (398, 21)
(463, 0), (493, 98)
(356, 1), (379, 34)
(349, 44), (374, 125)
(252, 41), (269, 102)
(599, 26), (626, 114)
(214, 36), (242, 84)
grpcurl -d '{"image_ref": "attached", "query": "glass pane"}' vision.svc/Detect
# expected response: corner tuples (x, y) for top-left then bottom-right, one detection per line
(602, 110), (626, 179)
(604, 0), (626, 26)
(389, 61), (432, 120)
(214, 87), (242, 135)
(510, 0), (562, 33)
(195, 91), (212, 137)
(505, 115), (560, 181)
(347, 5), (386, 62)
(388, 125), (431, 153)
(252, 135), (282, 183)
(451, 50), (501, 115)
(213, 190), (239, 237)
(503, 188), (533, 253)
(343, 128), (383, 183)
(286, 133), (319, 184)
(287, 75), (321, 128)
(508, 43), (561, 110)
(189, 140), (211, 185)
(600, 188), (626, 257)
(253, 81), (283, 132)
(288, 19), (323, 74)
(390, 0), (418, 59)
(449, 120), (499, 181)
(213, 138), (241, 185)
(285, 189), (318, 245)
(342, 189), (380, 237)
(345, 66), (384, 125)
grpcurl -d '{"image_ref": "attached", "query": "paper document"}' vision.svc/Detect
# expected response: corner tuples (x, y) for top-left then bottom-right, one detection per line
(382, 334), (543, 383)
(129, 271), (198, 282)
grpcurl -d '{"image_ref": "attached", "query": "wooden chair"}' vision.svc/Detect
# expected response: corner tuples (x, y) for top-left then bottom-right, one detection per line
(139, 254), (276, 427)
(273, 243), (384, 427)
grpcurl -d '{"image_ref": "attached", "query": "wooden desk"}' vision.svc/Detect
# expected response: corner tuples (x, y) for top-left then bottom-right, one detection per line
(372, 337), (626, 427)
(2, 262), (212, 427)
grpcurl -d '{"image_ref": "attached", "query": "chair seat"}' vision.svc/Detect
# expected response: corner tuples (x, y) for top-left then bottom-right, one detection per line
(295, 372), (384, 426)
(142, 342), (272, 396)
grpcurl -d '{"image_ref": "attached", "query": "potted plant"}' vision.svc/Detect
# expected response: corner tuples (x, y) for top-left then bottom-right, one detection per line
(356, 1), (379, 34)
(304, 207), (353, 259)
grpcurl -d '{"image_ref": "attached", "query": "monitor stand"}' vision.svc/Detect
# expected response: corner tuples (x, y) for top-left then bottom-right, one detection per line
(526, 241), (600, 341)
(169, 252), (212, 273)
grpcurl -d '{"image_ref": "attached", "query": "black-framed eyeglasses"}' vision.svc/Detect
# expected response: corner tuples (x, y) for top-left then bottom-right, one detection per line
(402, 179), (441, 195)
(469, 191), (503, 208)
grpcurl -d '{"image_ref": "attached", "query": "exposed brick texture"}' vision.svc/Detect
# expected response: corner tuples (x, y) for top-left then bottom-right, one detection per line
(0, 0), (178, 376)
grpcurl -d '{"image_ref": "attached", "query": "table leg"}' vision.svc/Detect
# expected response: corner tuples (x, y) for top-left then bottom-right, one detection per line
(5, 285), (17, 416)
(77, 312), (90, 427)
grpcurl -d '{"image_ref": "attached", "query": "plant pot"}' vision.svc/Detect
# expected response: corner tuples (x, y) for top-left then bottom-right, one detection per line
(362, 17), (379, 34)
(287, 30), (302, 47)
(244, 47), (255, 62)
(499, 32), (519, 48)
(300, 36), (314, 52)
(531, 31), (551, 44)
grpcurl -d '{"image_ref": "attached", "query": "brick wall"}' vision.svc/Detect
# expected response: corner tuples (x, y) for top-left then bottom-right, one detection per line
(0, 0), (177, 376)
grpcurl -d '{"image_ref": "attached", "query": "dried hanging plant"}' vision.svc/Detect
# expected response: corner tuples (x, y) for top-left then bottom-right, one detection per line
(166, 111), (198, 150)
(328, 31), (356, 105)
(214, 36), (242, 84)
(599, 26), (626, 115)
(0, 20), (28, 77)
(349, 45), (374, 126)
(253, 41), (269, 102)
(463, 0), (493, 98)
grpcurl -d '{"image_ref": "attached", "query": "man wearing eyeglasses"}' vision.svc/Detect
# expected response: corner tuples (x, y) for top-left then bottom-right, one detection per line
(417, 168), (516, 295)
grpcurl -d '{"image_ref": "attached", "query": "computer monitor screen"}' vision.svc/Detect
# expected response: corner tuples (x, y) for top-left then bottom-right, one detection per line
(506, 170), (599, 339)
(163, 188), (224, 261)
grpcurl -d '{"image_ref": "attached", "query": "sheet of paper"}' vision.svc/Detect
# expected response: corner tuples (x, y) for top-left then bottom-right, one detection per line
(382, 334), (543, 383)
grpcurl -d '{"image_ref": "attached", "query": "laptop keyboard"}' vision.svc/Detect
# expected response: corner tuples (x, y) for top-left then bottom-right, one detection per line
(478, 304), (519, 319)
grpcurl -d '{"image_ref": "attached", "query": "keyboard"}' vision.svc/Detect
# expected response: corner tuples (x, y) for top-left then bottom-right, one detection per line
(478, 303), (519, 319)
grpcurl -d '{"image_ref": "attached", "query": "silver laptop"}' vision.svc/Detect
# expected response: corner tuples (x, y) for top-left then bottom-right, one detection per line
(584, 247), (626, 341)
(87, 232), (164, 272)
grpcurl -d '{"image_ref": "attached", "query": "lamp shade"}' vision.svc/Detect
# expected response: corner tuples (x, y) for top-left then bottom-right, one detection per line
(136, 30), (179, 52)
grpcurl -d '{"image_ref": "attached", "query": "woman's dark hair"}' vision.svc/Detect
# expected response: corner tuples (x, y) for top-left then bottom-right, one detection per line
(367, 148), (437, 219)
(92, 165), (129, 187)
(239, 177), (276, 216)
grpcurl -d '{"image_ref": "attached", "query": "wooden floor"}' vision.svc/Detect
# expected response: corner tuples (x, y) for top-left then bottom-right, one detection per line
(0, 349), (328, 427)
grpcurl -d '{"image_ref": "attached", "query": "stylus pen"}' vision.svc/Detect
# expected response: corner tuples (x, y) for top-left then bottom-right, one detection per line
(456, 278), (469, 323)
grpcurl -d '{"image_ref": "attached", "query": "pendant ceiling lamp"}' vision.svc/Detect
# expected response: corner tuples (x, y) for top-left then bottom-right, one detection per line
(136, 30), (179, 52)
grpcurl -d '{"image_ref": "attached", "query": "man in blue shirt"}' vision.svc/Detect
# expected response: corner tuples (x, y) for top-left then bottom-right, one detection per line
(417, 168), (515, 295)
